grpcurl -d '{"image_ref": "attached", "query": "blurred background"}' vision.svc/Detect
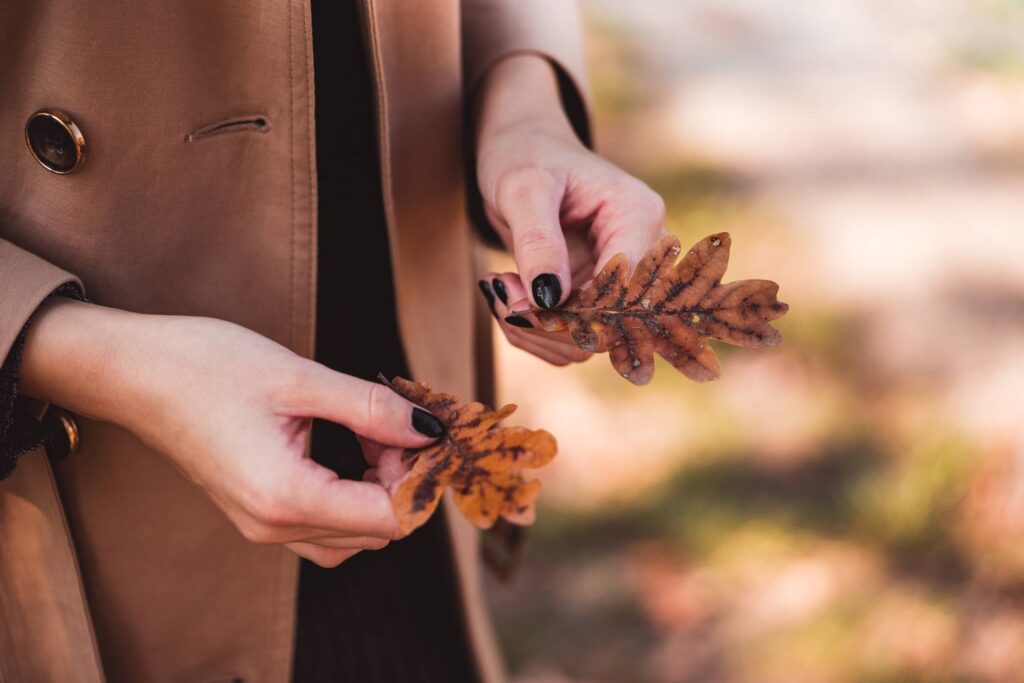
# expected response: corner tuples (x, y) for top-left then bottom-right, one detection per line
(484, 1), (1024, 681)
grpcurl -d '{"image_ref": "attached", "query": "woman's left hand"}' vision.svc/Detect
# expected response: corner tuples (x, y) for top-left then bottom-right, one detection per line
(473, 55), (668, 366)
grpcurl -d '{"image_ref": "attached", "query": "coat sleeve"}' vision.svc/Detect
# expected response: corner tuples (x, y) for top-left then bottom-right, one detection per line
(0, 239), (83, 479)
(461, 0), (593, 245)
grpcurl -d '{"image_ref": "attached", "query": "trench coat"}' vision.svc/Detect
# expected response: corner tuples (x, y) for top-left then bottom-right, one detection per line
(0, 1), (590, 681)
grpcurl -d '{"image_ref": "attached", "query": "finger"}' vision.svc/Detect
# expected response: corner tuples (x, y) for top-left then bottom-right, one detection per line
(506, 327), (593, 363)
(501, 323), (589, 365)
(357, 435), (387, 466)
(376, 447), (412, 495)
(288, 462), (401, 538)
(490, 272), (524, 312)
(483, 271), (527, 329)
(507, 328), (586, 363)
(298, 533), (391, 551)
(488, 272), (539, 330)
(589, 184), (669, 275)
(485, 271), (592, 365)
(285, 542), (361, 568)
(487, 273), (589, 353)
(530, 327), (592, 353)
(499, 307), (582, 348)
(566, 229), (597, 287)
(489, 271), (527, 318)
(477, 279), (500, 321)
(503, 328), (577, 366)
(492, 271), (560, 333)
(495, 170), (571, 310)
(281, 366), (445, 447)
(481, 271), (538, 333)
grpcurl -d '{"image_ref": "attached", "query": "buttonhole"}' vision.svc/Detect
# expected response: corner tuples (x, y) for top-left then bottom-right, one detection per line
(185, 115), (270, 142)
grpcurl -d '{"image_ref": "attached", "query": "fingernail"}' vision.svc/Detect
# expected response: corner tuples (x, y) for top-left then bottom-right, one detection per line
(478, 280), (498, 317)
(491, 278), (508, 304)
(504, 314), (533, 328)
(411, 407), (445, 438)
(531, 273), (562, 310)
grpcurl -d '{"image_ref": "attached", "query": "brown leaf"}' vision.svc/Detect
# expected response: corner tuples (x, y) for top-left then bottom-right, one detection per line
(533, 233), (789, 385)
(381, 375), (557, 535)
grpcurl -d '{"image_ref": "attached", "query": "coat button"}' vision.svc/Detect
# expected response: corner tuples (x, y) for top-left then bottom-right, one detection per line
(59, 412), (80, 455)
(43, 409), (80, 463)
(25, 110), (86, 174)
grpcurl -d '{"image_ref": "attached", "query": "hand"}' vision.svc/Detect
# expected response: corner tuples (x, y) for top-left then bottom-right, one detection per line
(473, 55), (668, 365)
(20, 300), (442, 567)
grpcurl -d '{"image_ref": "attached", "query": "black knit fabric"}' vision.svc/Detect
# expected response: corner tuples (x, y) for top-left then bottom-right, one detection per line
(291, 1), (480, 681)
(0, 282), (85, 479)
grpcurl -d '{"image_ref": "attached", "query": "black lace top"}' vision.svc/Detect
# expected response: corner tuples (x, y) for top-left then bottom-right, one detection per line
(0, 282), (84, 479)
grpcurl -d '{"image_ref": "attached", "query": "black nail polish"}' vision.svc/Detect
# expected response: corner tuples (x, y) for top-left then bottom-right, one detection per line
(531, 273), (562, 309)
(478, 280), (498, 317)
(491, 278), (508, 304)
(412, 407), (445, 438)
(504, 314), (533, 328)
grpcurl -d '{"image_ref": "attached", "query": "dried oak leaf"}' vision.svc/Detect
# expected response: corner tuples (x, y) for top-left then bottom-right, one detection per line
(382, 375), (557, 535)
(533, 232), (788, 385)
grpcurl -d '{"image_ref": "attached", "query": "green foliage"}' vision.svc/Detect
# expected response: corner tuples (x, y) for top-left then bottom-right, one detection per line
(848, 437), (974, 571)
(533, 434), (885, 559)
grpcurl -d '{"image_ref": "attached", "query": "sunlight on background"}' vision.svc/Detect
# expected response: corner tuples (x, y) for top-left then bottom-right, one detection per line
(486, 1), (1024, 681)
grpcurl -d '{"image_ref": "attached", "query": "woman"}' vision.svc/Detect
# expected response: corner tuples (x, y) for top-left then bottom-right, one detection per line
(0, 0), (668, 681)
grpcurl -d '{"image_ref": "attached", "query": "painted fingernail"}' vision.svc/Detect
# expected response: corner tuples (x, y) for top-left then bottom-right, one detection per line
(531, 273), (562, 309)
(504, 314), (533, 328)
(478, 280), (498, 317)
(491, 278), (508, 304)
(412, 407), (445, 438)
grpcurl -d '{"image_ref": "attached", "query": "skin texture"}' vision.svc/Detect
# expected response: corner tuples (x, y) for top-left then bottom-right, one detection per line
(474, 55), (669, 367)
(17, 55), (668, 567)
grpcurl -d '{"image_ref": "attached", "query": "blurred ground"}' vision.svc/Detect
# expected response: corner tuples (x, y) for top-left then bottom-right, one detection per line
(484, 1), (1024, 682)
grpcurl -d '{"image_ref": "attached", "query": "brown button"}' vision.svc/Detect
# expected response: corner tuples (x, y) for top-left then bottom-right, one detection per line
(25, 110), (86, 174)
(59, 412), (80, 455)
(42, 409), (80, 463)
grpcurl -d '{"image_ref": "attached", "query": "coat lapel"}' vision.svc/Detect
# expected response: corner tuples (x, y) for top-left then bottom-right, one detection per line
(359, 1), (504, 681)
(358, 0), (475, 396)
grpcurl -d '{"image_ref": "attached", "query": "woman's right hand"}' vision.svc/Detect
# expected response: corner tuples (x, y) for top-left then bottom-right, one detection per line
(20, 299), (442, 567)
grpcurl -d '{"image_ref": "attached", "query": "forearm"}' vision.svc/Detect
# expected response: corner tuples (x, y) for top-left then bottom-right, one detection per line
(19, 299), (149, 427)
(474, 54), (577, 153)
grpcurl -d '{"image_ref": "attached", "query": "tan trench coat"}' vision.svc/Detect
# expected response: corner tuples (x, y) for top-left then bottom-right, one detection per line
(0, 1), (589, 681)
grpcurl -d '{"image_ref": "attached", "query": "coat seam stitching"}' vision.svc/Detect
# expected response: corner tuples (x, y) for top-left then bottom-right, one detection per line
(303, 0), (316, 357)
(288, 0), (298, 352)
(276, 3), (299, 680)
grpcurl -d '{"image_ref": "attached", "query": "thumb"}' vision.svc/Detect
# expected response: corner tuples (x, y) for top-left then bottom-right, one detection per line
(496, 170), (571, 309)
(280, 365), (445, 447)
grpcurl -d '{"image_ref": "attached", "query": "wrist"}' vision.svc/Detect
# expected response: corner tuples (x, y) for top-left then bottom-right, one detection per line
(474, 54), (577, 151)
